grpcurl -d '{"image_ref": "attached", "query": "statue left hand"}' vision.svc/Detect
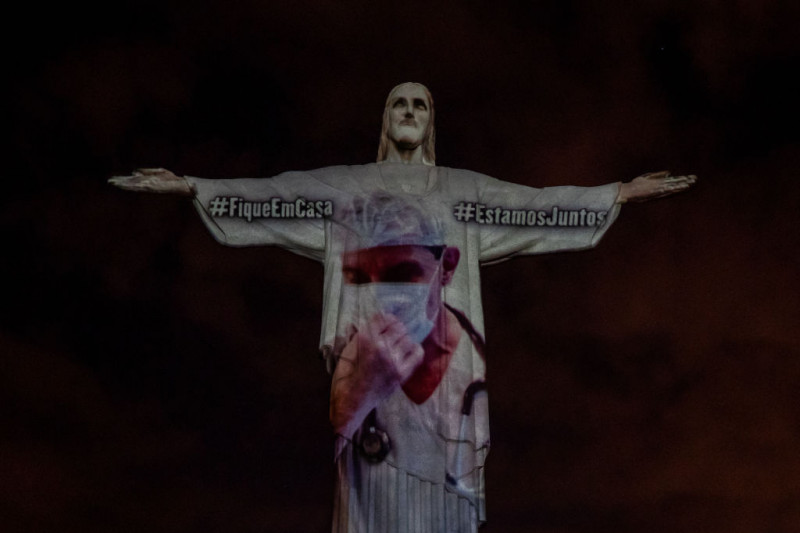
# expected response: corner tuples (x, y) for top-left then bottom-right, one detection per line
(617, 171), (697, 203)
(108, 168), (195, 196)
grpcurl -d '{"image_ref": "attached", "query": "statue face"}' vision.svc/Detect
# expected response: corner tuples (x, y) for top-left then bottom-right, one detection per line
(386, 84), (431, 149)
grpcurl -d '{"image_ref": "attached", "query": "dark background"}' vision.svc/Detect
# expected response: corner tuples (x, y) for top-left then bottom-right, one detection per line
(3, 1), (799, 531)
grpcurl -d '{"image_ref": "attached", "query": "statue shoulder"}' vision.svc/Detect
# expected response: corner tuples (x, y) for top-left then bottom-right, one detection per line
(299, 163), (376, 185)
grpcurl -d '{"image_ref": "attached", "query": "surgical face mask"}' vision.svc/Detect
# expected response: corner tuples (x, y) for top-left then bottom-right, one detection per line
(343, 270), (441, 344)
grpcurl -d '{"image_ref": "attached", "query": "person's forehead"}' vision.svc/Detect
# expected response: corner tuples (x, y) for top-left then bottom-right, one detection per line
(390, 84), (429, 104)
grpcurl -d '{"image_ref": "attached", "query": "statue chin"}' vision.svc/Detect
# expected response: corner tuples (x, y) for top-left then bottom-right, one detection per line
(394, 139), (423, 151)
(389, 126), (425, 147)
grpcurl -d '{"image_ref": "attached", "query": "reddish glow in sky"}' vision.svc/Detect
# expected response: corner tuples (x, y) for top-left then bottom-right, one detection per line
(3, 1), (800, 531)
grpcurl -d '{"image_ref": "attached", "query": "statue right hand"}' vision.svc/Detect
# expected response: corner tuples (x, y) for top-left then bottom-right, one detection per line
(108, 168), (195, 196)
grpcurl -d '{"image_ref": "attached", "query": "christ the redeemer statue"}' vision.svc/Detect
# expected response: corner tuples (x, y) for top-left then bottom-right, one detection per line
(111, 82), (696, 532)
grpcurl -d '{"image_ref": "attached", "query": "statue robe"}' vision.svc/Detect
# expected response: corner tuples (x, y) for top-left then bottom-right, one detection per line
(186, 162), (621, 532)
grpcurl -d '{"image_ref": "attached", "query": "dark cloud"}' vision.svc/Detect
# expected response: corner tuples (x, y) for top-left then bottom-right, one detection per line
(3, 1), (799, 531)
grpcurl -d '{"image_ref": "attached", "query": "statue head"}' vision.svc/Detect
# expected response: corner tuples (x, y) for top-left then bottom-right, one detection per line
(377, 82), (436, 165)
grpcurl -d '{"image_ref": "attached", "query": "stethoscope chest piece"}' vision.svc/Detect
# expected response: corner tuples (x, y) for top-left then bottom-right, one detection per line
(358, 410), (391, 463)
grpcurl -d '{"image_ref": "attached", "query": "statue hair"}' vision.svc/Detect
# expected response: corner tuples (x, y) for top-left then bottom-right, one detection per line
(376, 82), (436, 165)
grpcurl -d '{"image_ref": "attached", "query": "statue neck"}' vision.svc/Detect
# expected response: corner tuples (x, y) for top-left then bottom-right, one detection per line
(383, 142), (428, 165)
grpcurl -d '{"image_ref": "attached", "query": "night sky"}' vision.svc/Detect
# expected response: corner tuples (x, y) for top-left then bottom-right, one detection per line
(3, 1), (800, 532)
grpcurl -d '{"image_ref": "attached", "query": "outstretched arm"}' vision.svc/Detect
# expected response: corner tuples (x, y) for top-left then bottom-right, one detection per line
(109, 166), (329, 259)
(108, 168), (195, 196)
(617, 170), (697, 203)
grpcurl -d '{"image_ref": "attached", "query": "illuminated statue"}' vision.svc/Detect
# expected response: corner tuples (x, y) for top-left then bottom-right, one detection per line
(110, 82), (695, 532)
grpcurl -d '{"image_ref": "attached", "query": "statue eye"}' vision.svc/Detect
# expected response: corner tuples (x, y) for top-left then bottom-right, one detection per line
(392, 98), (407, 109)
(413, 99), (428, 110)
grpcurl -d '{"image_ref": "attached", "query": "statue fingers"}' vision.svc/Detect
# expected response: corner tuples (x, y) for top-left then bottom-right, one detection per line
(638, 170), (670, 181)
(136, 167), (170, 175)
(663, 174), (697, 185)
(134, 168), (181, 181)
(108, 174), (147, 191)
(109, 169), (193, 195)
(645, 181), (692, 200)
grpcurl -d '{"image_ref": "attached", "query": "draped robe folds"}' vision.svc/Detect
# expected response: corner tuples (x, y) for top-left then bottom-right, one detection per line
(186, 163), (621, 532)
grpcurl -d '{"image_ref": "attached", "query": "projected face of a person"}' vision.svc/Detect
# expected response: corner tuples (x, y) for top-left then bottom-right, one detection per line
(342, 245), (454, 342)
(342, 245), (442, 286)
(386, 84), (431, 150)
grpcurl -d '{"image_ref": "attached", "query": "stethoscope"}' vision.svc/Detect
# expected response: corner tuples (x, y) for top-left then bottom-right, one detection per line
(357, 304), (487, 503)
(357, 379), (487, 463)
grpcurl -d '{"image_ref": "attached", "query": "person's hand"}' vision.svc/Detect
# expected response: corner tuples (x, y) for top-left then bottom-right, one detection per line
(617, 171), (697, 203)
(108, 168), (195, 196)
(330, 313), (424, 437)
(346, 313), (425, 395)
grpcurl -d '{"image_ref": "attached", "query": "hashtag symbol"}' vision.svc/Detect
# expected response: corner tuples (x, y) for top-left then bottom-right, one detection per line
(453, 201), (476, 222)
(208, 196), (229, 217)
